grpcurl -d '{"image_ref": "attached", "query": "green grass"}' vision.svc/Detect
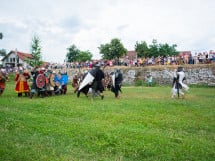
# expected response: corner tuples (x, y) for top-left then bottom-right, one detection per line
(0, 79), (215, 161)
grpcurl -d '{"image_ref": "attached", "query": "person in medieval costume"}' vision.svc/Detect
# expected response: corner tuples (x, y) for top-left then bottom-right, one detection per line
(29, 66), (39, 98)
(15, 67), (30, 97)
(91, 63), (105, 99)
(77, 63), (105, 99)
(72, 73), (79, 93)
(54, 72), (63, 95)
(0, 70), (6, 96)
(61, 72), (69, 94)
(172, 67), (189, 98)
(104, 72), (112, 91)
(111, 69), (123, 98)
(45, 70), (55, 96)
(29, 67), (46, 98)
(77, 70), (91, 98)
(38, 67), (47, 97)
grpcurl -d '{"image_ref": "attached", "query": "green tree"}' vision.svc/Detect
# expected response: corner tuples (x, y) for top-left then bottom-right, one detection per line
(0, 33), (6, 61)
(98, 43), (111, 60)
(159, 43), (178, 56)
(27, 35), (43, 67)
(149, 39), (159, 57)
(110, 38), (127, 60)
(0, 49), (7, 57)
(77, 50), (92, 62)
(0, 33), (3, 39)
(135, 41), (149, 58)
(66, 44), (80, 62)
(99, 38), (127, 60)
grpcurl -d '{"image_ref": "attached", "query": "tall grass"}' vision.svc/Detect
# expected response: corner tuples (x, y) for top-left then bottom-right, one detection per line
(0, 79), (215, 160)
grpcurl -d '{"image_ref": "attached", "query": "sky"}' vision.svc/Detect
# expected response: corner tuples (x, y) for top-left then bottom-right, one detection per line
(0, 0), (215, 63)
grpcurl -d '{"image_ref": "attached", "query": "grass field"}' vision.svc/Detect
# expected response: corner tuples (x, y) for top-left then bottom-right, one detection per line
(0, 79), (215, 161)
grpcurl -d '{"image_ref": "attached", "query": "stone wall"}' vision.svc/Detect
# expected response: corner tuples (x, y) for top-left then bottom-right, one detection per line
(66, 64), (215, 86)
(105, 64), (215, 86)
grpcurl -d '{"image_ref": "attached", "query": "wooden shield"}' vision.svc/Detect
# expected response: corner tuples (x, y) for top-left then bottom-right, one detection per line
(49, 74), (55, 87)
(36, 74), (46, 88)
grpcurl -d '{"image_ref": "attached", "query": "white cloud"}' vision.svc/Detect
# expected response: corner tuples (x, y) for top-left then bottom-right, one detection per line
(0, 0), (215, 62)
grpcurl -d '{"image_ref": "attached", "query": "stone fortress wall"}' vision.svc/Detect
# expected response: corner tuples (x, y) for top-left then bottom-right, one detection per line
(116, 64), (215, 86)
(67, 64), (215, 86)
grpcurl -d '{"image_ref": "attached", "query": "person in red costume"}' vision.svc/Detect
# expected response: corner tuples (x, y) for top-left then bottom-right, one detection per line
(0, 70), (6, 96)
(15, 66), (30, 97)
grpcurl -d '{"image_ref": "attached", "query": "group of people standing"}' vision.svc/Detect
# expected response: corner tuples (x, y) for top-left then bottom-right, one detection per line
(1, 64), (189, 99)
(13, 66), (69, 98)
(1, 63), (124, 99)
(74, 63), (124, 99)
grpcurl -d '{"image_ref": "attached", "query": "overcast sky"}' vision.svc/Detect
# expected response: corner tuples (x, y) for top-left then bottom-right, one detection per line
(0, 0), (215, 63)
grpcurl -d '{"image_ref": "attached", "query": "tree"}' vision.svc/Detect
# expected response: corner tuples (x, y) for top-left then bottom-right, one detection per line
(110, 38), (127, 60)
(98, 44), (111, 60)
(159, 43), (178, 57)
(0, 49), (7, 57)
(66, 44), (80, 62)
(77, 51), (93, 62)
(27, 35), (43, 67)
(135, 41), (149, 58)
(134, 39), (179, 58)
(0, 33), (3, 39)
(170, 44), (178, 55)
(98, 38), (127, 60)
(149, 39), (159, 57)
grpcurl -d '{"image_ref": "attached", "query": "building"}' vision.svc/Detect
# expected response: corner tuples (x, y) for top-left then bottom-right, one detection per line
(1, 50), (33, 68)
(179, 51), (191, 57)
(125, 51), (137, 60)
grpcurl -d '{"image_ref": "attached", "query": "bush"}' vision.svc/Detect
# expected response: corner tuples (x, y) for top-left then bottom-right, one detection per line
(189, 83), (215, 88)
(135, 79), (157, 87)
(135, 79), (144, 86)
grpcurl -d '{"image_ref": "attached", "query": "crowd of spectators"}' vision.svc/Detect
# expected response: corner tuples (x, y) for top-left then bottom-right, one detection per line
(48, 50), (215, 70)
(1, 51), (215, 73)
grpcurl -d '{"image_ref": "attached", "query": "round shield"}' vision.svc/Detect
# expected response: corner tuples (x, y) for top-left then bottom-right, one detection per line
(36, 74), (46, 88)
(49, 74), (55, 87)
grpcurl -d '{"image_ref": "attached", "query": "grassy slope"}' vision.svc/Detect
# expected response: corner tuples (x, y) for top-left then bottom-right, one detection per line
(0, 80), (215, 161)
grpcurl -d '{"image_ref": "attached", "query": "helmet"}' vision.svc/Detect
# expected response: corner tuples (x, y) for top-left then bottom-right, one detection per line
(95, 62), (101, 68)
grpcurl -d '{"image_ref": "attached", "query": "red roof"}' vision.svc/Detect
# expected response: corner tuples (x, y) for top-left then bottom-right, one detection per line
(1, 50), (33, 61)
(16, 51), (33, 61)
